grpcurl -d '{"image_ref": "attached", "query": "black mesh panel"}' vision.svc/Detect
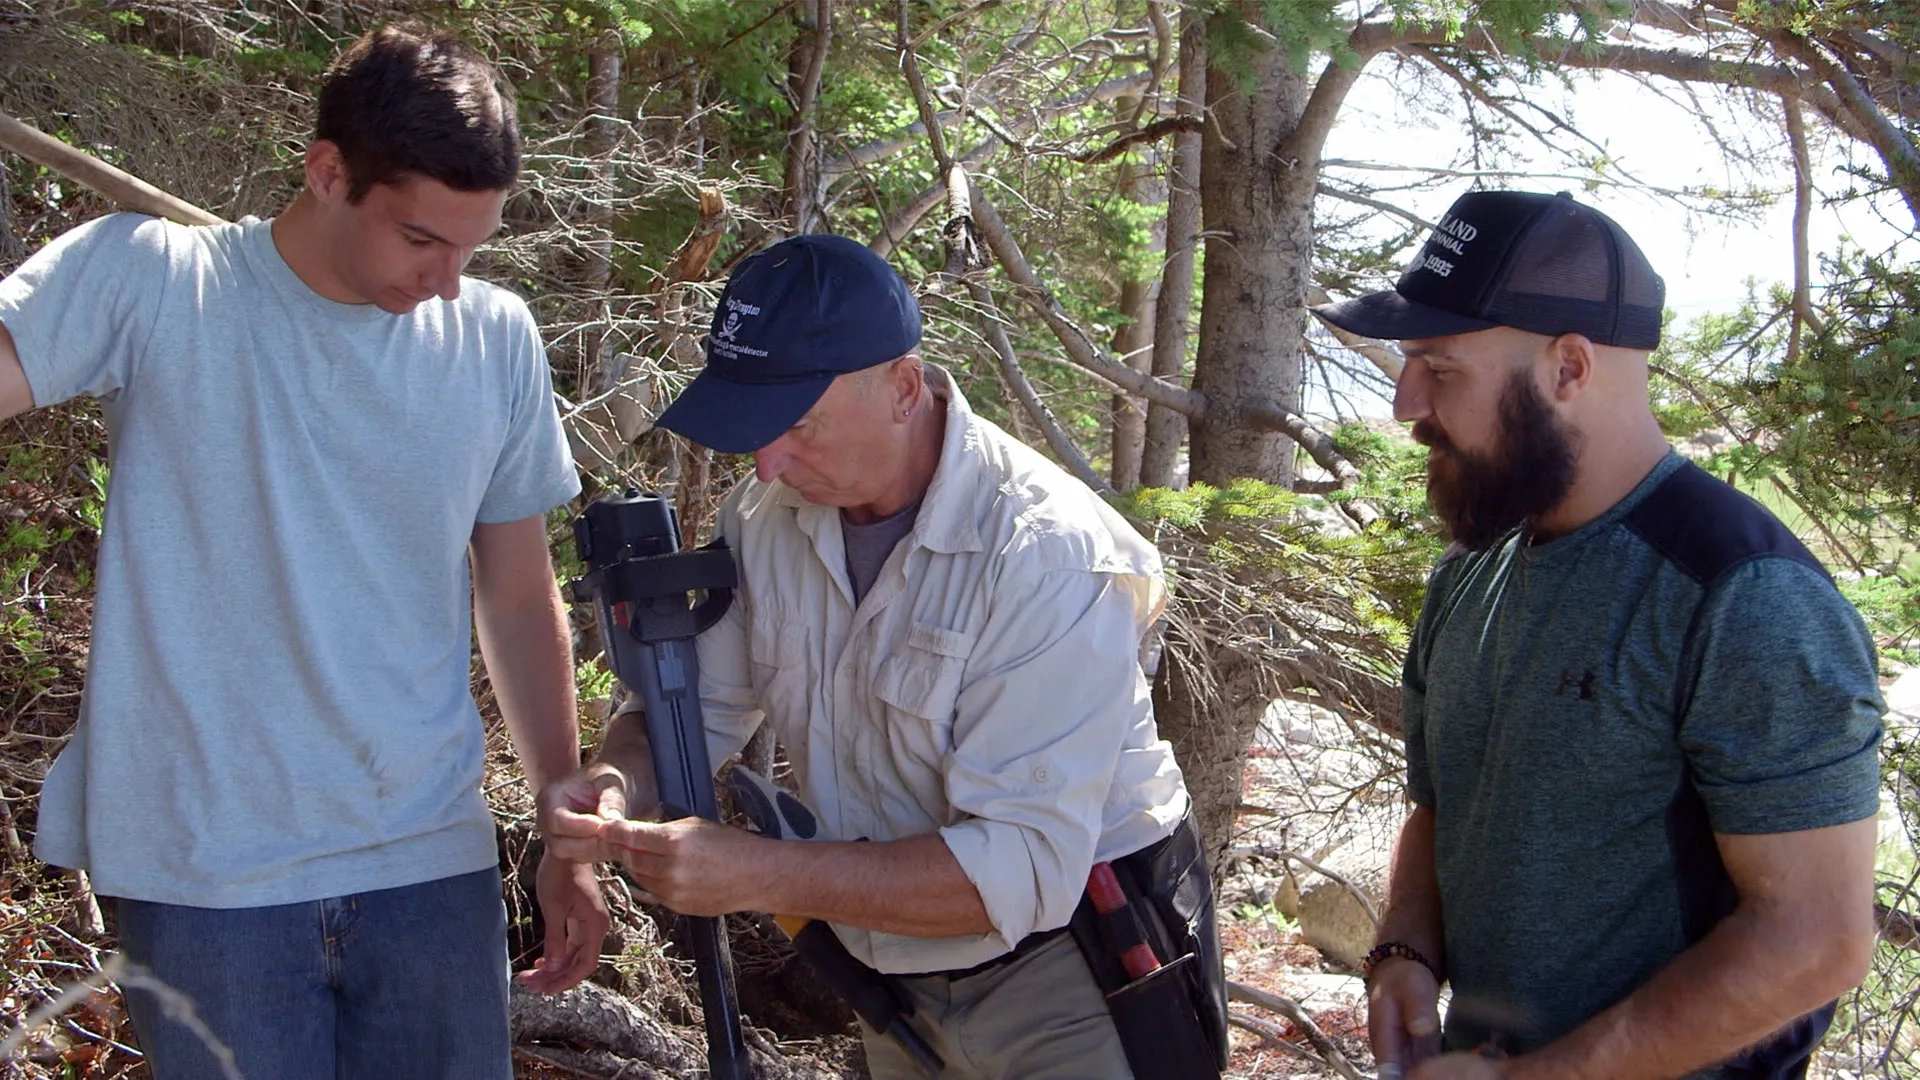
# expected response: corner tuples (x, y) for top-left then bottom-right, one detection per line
(1501, 210), (1613, 301)
(1611, 219), (1665, 308)
(1483, 201), (1665, 348)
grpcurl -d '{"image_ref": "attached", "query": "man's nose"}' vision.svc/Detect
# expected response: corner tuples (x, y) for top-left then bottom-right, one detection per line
(754, 447), (791, 483)
(428, 248), (465, 302)
(1393, 363), (1431, 424)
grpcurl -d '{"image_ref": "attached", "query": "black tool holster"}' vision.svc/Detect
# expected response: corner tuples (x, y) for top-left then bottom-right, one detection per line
(1068, 813), (1228, 1080)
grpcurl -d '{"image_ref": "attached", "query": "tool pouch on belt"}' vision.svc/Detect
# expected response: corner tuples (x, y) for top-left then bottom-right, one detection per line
(1068, 813), (1229, 1080)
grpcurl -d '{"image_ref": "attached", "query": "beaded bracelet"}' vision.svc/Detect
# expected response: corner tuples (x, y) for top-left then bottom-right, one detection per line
(1362, 940), (1440, 983)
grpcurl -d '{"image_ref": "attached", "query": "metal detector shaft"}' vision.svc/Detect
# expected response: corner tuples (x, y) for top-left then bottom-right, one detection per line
(629, 635), (750, 1077)
(570, 491), (751, 1080)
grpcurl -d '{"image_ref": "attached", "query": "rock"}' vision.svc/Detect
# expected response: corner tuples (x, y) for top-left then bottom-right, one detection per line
(1880, 788), (1915, 864)
(1887, 667), (1920, 731)
(1273, 970), (1367, 1011)
(1294, 803), (1404, 972)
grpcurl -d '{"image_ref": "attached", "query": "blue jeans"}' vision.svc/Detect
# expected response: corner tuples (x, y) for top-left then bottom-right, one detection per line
(113, 868), (511, 1080)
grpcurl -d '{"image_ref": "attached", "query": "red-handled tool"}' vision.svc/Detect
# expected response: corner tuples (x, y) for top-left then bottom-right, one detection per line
(1088, 862), (1161, 980)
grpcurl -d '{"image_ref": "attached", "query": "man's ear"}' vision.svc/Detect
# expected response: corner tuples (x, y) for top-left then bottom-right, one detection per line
(1547, 334), (1596, 402)
(891, 353), (925, 418)
(304, 140), (350, 205)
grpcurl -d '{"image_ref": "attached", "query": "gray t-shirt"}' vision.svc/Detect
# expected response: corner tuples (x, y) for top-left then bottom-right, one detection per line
(842, 499), (920, 604)
(0, 213), (580, 907)
(1404, 452), (1884, 1074)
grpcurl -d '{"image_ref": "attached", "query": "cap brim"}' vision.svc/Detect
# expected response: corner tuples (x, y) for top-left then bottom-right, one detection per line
(1312, 290), (1500, 342)
(655, 368), (837, 454)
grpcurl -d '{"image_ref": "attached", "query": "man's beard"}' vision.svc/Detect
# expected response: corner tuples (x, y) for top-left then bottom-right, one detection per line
(1413, 371), (1579, 551)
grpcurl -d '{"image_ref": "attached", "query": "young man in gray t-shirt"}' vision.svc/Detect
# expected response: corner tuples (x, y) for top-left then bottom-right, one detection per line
(0, 25), (601, 1079)
(1316, 191), (1884, 1080)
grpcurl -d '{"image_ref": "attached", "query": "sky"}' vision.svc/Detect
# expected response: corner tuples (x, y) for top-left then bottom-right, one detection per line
(1307, 56), (1918, 416)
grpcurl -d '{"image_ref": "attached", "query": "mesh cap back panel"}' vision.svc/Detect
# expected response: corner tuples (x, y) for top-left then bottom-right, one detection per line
(1503, 210), (1613, 302)
(1485, 200), (1665, 348)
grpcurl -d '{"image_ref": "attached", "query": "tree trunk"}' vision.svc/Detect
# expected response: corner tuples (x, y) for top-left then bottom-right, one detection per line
(781, 0), (831, 235)
(1187, 26), (1311, 489)
(1141, 11), (1204, 489)
(1108, 98), (1165, 491)
(1153, 637), (1273, 880)
(1161, 28), (1314, 880)
(582, 29), (622, 396)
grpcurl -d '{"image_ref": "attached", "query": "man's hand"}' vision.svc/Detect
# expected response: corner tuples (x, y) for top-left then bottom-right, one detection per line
(0, 324), (32, 422)
(1370, 957), (1443, 1078)
(516, 852), (609, 994)
(536, 766), (640, 864)
(603, 817), (774, 917)
(1410, 1053), (1506, 1080)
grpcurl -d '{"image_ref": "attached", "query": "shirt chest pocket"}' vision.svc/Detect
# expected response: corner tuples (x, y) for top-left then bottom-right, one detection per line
(872, 622), (976, 726)
(869, 623), (978, 789)
(748, 617), (810, 734)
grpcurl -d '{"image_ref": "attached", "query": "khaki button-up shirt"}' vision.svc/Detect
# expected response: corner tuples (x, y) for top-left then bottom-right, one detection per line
(693, 370), (1190, 974)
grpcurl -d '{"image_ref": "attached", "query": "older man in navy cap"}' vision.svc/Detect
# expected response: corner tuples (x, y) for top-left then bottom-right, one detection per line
(541, 234), (1226, 1079)
(1315, 191), (1883, 1080)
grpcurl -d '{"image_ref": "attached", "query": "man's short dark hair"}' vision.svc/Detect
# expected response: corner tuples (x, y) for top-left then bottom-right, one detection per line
(316, 23), (520, 202)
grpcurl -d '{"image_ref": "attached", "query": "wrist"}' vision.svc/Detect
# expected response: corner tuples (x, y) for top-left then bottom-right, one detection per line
(747, 834), (798, 916)
(524, 741), (586, 797)
(1364, 940), (1443, 984)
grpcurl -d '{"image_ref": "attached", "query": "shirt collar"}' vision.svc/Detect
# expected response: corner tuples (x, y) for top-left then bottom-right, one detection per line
(766, 364), (984, 554)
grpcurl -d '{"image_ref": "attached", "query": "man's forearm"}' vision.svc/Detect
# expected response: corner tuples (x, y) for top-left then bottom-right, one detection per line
(757, 833), (993, 939)
(590, 707), (662, 814)
(1508, 905), (1862, 1080)
(477, 578), (579, 794)
(1379, 803), (1447, 973)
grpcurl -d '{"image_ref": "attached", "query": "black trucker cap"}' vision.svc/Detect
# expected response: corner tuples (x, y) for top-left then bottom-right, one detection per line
(1313, 190), (1665, 349)
(655, 233), (923, 454)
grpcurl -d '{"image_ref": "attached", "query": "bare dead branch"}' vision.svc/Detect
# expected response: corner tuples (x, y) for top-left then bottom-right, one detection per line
(1142, 8), (1204, 489)
(1319, 158), (1774, 206)
(0, 111), (224, 226)
(660, 185), (733, 287)
(965, 278), (1109, 492)
(970, 194), (1206, 417)
(1315, 182), (1436, 233)
(908, 0), (1004, 50)
(1228, 982), (1368, 1080)
(895, 18), (1200, 421)
(1129, 0), (1174, 128)
(1880, 900), (1920, 951)
(1228, 1009), (1335, 1068)
(896, 0), (954, 174)
(821, 71), (1153, 182)
(1306, 287), (1406, 382)
(1072, 114), (1202, 164)
(1844, 29), (1915, 75)
(937, 163), (1104, 489)
(780, 0), (833, 234)
(1783, 95), (1826, 363)
(868, 138), (1004, 257)
(1771, 31), (1920, 228)
(1368, 24), (1869, 144)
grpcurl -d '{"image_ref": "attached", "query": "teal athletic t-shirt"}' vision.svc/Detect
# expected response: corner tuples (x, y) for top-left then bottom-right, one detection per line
(1404, 451), (1884, 1075)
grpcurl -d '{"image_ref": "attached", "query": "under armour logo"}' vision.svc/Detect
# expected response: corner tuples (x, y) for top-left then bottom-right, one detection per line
(1556, 668), (1598, 701)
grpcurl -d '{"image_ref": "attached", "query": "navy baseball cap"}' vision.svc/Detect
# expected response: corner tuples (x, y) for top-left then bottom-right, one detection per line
(655, 233), (923, 453)
(1313, 190), (1665, 349)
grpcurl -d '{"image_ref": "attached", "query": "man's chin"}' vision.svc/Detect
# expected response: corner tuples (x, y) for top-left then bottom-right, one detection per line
(376, 295), (426, 315)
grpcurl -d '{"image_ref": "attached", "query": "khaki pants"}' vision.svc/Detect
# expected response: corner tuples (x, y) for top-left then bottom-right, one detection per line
(860, 933), (1135, 1080)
